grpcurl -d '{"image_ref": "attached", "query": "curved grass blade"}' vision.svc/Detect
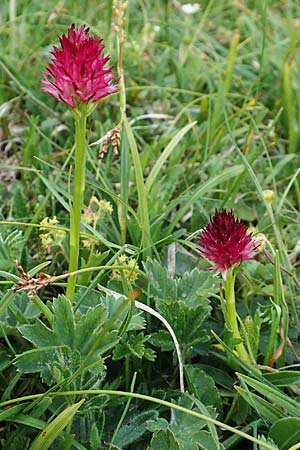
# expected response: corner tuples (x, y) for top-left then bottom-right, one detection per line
(237, 373), (300, 418)
(122, 112), (151, 257)
(166, 165), (243, 235)
(145, 121), (196, 193)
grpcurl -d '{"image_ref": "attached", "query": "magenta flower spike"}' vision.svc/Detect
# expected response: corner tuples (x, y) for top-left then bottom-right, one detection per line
(40, 25), (118, 302)
(41, 24), (118, 109)
(199, 209), (256, 279)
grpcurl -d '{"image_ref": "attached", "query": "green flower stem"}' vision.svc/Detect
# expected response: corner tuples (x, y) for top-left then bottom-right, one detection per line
(224, 267), (250, 364)
(66, 112), (87, 302)
(0, 390), (277, 450)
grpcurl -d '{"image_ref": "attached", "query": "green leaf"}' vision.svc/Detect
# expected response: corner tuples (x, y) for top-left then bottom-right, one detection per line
(29, 399), (84, 450)
(101, 292), (145, 330)
(195, 364), (233, 390)
(235, 386), (284, 424)
(147, 418), (169, 433)
(53, 296), (75, 348)
(114, 410), (158, 448)
(195, 431), (223, 450)
(113, 332), (156, 361)
(28, 261), (51, 277)
(0, 348), (10, 370)
(74, 304), (108, 353)
(0, 270), (20, 283)
(144, 261), (212, 353)
(177, 268), (218, 307)
(89, 421), (102, 450)
(184, 366), (222, 414)
(55, 434), (75, 450)
(0, 229), (24, 267)
(79, 250), (110, 286)
(156, 301), (210, 349)
(0, 404), (26, 421)
(6, 413), (45, 429)
(170, 395), (215, 450)
(15, 346), (68, 374)
(237, 373), (300, 417)
(264, 371), (300, 387)
(93, 330), (120, 357)
(190, 396), (221, 450)
(149, 429), (181, 450)
(106, 0), (113, 36)
(1, 436), (30, 450)
(143, 259), (177, 301)
(19, 320), (57, 347)
(269, 418), (300, 450)
(0, 291), (16, 319)
(151, 330), (176, 351)
(13, 293), (40, 319)
(1, 293), (40, 336)
(37, 173), (70, 211)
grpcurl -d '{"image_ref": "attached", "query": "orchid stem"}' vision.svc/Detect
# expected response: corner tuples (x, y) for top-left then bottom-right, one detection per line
(224, 267), (251, 364)
(66, 112), (87, 302)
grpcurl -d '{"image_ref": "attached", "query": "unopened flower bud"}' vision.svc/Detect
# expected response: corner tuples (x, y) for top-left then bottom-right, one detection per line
(263, 190), (275, 203)
(252, 233), (267, 253)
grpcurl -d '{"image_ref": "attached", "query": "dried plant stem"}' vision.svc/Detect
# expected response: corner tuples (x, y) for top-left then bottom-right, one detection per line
(115, 0), (128, 245)
(66, 113), (87, 302)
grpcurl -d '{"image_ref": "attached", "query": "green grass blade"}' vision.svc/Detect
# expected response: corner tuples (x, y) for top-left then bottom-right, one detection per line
(120, 129), (129, 245)
(235, 386), (284, 424)
(29, 399), (85, 450)
(145, 121), (196, 193)
(274, 249), (288, 367)
(276, 167), (300, 215)
(0, 291), (15, 319)
(106, 0), (113, 36)
(122, 112), (151, 256)
(0, 390), (278, 450)
(166, 165), (243, 235)
(237, 374), (300, 417)
(190, 395), (220, 450)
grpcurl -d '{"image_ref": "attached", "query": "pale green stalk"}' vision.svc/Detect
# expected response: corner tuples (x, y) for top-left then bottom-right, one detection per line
(224, 267), (251, 364)
(66, 113), (87, 302)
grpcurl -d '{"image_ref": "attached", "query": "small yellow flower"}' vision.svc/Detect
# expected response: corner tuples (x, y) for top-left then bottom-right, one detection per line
(83, 196), (113, 225)
(112, 254), (139, 283)
(82, 237), (99, 248)
(39, 216), (66, 252)
(99, 199), (113, 214)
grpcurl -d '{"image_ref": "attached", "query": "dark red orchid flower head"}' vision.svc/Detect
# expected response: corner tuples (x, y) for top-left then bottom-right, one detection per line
(199, 209), (256, 279)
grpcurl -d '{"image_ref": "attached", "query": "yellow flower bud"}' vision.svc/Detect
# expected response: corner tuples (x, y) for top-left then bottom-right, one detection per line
(263, 190), (275, 203)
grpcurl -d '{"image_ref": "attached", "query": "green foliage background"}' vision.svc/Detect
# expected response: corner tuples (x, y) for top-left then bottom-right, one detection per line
(1, 0), (300, 449)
